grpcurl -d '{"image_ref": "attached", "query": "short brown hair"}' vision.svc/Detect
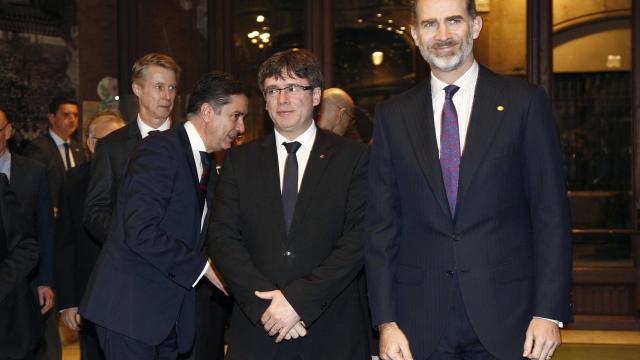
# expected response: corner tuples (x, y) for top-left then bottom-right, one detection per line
(411, 0), (477, 24)
(131, 53), (181, 85)
(257, 49), (323, 93)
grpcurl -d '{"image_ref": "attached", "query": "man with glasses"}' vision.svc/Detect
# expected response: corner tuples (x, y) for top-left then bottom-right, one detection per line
(55, 111), (125, 360)
(317, 87), (362, 142)
(208, 49), (370, 359)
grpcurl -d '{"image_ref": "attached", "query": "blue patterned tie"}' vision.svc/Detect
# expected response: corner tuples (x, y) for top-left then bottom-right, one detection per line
(440, 84), (461, 215)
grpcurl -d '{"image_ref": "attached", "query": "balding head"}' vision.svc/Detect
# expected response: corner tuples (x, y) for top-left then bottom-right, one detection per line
(317, 88), (355, 136)
(0, 110), (12, 156)
(86, 111), (126, 154)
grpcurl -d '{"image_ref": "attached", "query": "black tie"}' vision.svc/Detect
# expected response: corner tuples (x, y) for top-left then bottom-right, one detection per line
(282, 141), (301, 234)
(198, 151), (213, 213)
(63, 142), (72, 172)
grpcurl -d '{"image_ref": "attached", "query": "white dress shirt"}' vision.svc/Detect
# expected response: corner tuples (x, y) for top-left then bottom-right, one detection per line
(49, 129), (76, 170)
(430, 61), (479, 156)
(183, 121), (210, 287)
(136, 115), (171, 139)
(274, 121), (317, 192)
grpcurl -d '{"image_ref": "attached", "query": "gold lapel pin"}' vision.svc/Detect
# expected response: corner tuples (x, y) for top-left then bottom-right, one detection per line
(497, 105), (505, 111)
(319, 154), (326, 159)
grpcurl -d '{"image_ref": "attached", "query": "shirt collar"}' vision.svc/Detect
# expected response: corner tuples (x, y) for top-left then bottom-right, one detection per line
(137, 114), (171, 138)
(0, 150), (11, 178)
(48, 129), (68, 146)
(184, 121), (207, 153)
(274, 121), (317, 152)
(430, 61), (479, 98)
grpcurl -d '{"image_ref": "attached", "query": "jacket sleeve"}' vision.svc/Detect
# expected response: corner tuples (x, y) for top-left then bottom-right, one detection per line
(83, 140), (115, 244)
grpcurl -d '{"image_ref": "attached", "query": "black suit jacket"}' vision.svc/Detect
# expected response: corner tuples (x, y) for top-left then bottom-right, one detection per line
(55, 162), (100, 310)
(22, 133), (87, 208)
(0, 173), (41, 359)
(83, 123), (141, 244)
(80, 125), (209, 352)
(365, 66), (573, 359)
(209, 130), (370, 360)
(9, 153), (54, 286)
(84, 119), (182, 244)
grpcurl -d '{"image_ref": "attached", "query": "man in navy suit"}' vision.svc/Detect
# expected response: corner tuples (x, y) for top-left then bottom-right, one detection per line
(365, 1), (572, 360)
(55, 111), (125, 360)
(80, 72), (247, 359)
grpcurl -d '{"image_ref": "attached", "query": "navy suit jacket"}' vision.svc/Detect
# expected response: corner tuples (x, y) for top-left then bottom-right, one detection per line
(0, 173), (41, 358)
(54, 162), (101, 310)
(80, 125), (209, 352)
(365, 66), (573, 360)
(9, 153), (54, 286)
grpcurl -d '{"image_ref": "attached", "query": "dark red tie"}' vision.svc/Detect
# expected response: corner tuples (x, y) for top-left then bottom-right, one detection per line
(198, 151), (213, 213)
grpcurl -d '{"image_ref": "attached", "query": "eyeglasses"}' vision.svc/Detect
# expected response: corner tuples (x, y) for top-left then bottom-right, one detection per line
(263, 84), (314, 99)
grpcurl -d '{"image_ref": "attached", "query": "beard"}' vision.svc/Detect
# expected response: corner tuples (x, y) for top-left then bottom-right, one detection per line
(421, 32), (474, 72)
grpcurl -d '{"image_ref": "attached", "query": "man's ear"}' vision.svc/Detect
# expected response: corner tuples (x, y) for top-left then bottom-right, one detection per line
(47, 113), (55, 126)
(132, 82), (142, 97)
(312, 87), (322, 107)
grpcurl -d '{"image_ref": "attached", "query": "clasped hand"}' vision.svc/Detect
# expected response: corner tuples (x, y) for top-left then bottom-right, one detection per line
(255, 289), (307, 343)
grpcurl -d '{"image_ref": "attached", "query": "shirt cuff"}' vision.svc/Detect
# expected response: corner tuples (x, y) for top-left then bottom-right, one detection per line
(192, 261), (210, 287)
(533, 316), (563, 328)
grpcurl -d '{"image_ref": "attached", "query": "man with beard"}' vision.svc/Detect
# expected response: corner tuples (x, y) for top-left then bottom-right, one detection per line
(364, 1), (573, 360)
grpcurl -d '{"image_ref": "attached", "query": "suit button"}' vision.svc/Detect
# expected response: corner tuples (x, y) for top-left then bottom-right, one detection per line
(446, 270), (455, 277)
(168, 273), (175, 279)
(451, 233), (461, 241)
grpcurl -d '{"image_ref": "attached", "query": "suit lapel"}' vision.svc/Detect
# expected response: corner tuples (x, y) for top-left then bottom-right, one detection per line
(260, 134), (288, 241)
(176, 125), (200, 195)
(287, 131), (332, 243)
(403, 81), (451, 218)
(46, 134), (66, 175)
(457, 67), (507, 210)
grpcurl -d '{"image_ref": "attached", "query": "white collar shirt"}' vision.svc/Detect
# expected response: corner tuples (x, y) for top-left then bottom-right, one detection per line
(137, 115), (171, 139)
(274, 121), (317, 192)
(49, 129), (75, 169)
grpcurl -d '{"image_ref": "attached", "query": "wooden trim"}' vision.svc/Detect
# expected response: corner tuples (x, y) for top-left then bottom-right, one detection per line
(208, 0), (233, 72)
(526, 0), (552, 95)
(117, 0), (136, 95)
(633, 0), (640, 314)
(572, 267), (637, 285)
(305, 0), (334, 87)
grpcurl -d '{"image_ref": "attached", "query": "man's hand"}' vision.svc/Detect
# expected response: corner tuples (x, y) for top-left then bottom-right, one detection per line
(37, 286), (55, 314)
(523, 318), (561, 360)
(283, 321), (307, 341)
(61, 307), (82, 331)
(379, 322), (413, 360)
(205, 260), (229, 296)
(255, 290), (301, 343)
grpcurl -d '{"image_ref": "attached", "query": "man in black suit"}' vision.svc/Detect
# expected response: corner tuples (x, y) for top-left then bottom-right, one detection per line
(0, 173), (41, 360)
(55, 111), (125, 360)
(80, 72), (247, 359)
(23, 96), (87, 210)
(0, 109), (54, 358)
(209, 49), (370, 360)
(83, 53), (181, 245)
(364, 1), (572, 360)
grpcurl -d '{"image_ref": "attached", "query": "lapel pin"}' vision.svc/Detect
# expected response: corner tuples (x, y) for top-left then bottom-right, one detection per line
(497, 105), (505, 111)
(319, 154), (325, 159)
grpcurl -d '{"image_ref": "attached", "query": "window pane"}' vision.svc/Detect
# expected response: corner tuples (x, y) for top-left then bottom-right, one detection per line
(233, 0), (304, 140)
(552, 0), (633, 265)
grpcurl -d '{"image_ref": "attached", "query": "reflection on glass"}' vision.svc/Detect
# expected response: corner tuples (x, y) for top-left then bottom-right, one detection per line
(552, 0), (632, 265)
(233, 0), (304, 140)
(334, 0), (414, 143)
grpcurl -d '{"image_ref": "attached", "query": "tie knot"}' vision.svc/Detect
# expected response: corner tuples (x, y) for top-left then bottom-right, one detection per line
(199, 151), (213, 168)
(63, 142), (70, 149)
(444, 85), (460, 100)
(283, 141), (302, 154)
